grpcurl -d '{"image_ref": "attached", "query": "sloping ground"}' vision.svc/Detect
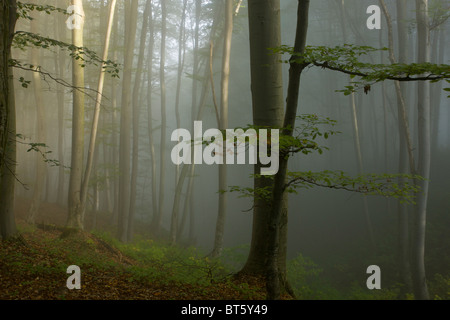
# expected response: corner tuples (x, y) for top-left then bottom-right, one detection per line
(0, 199), (271, 300)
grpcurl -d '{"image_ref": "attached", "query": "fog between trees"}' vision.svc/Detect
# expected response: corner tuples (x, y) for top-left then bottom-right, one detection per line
(1, 0), (449, 300)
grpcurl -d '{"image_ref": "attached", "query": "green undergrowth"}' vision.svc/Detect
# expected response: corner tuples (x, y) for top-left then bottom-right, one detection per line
(92, 232), (235, 287)
(4, 224), (448, 300)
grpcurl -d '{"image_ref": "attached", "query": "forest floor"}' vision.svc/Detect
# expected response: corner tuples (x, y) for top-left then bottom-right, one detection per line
(0, 198), (277, 300)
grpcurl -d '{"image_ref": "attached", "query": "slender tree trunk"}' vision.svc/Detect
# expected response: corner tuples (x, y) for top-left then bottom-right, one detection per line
(117, 0), (138, 242)
(174, 0), (188, 184)
(380, 0), (413, 292)
(146, 1), (157, 224)
(169, 0), (188, 244)
(412, 0), (431, 300)
(67, 0), (85, 230)
(27, 17), (46, 224)
(55, 4), (67, 206)
(266, 0), (310, 300)
(210, 0), (233, 258)
(169, 3), (222, 244)
(80, 0), (117, 226)
(338, 0), (375, 249)
(110, 6), (119, 226)
(151, 0), (167, 235)
(128, 0), (151, 242)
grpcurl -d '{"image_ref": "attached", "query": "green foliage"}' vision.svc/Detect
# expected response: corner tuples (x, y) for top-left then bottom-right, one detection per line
(287, 254), (339, 300)
(272, 44), (450, 96)
(16, 134), (66, 168)
(16, 2), (69, 20)
(228, 114), (421, 205)
(428, 273), (450, 300)
(280, 114), (339, 157)
(285, 170), (422, 204)
(94, 232), (229, 287)
(11, 32), (120, 78)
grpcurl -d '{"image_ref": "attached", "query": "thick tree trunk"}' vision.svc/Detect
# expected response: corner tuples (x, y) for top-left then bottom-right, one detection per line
(0, 3), (17, 239)
(240, 1), (288, 295)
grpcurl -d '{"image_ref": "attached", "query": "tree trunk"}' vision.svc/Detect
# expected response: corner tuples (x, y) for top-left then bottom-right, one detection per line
(0, 0), (17, 239)
(146, 1), (157, 225)
(55, 4), (67, 206)
(67, 0), (85, 230)
(27, 17), (46, 224)
(210, 0), (233, 258)
(128, 0), (151, 242)
(380, 0), (414, 293)
(412, 0), (431, 300)
(338, 0), (375, 249)
(151, 0), (167, 235)
(174, 0), (188, 185)
(265, 0), (310, 300)
(117, 0), (138, 242)
(240, 0), (286, 279)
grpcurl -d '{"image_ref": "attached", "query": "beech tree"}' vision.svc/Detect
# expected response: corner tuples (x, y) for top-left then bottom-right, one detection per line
(240, 0), (449, 300)
(0, 0), (18, 240)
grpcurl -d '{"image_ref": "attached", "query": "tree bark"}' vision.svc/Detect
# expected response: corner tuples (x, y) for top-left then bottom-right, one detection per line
(67, 0), (85, 230)
(146, 1), (157, 226)
(128, 0), (151, 242)
(117, 0), (138, 242)
(240, 0), (286, 278)
(265, 0), (310, 300)
(210, 0), (233, 258)
(26, 16), (46, 225)
(80, 0), (117, 226)
(0, 0), (17, 239)
(151, 0), (168, 235)
(380, 0), (413, 292)
(412, 0), (431, 300)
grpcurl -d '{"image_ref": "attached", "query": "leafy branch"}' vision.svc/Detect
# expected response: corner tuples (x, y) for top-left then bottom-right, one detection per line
(285, 170), (422, 204)
(10, 59), (101, 101)
(12, 31), (121, 78)
(16, 2), (69, 20)
(229, 170), (422, 206)
(15, 134), (69, 169)
(272, 44), (450, 95)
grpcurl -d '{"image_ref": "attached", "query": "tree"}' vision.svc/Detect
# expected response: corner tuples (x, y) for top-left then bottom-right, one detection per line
(67, 0), (86, 230)
(80, 0), (117, 227)
(265, 0), (310, 300)
(210, 0), (234, 258)
(151, 0), (168, 235)
(128, 0), (151, 242)
(117, 0), (138, 242)
(412, 0), (431, 300)
(241, 0), (449, 299)
(0, 0), (18, 240)
(238, 1), (289, 295)
(26, 16), (46, 224)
